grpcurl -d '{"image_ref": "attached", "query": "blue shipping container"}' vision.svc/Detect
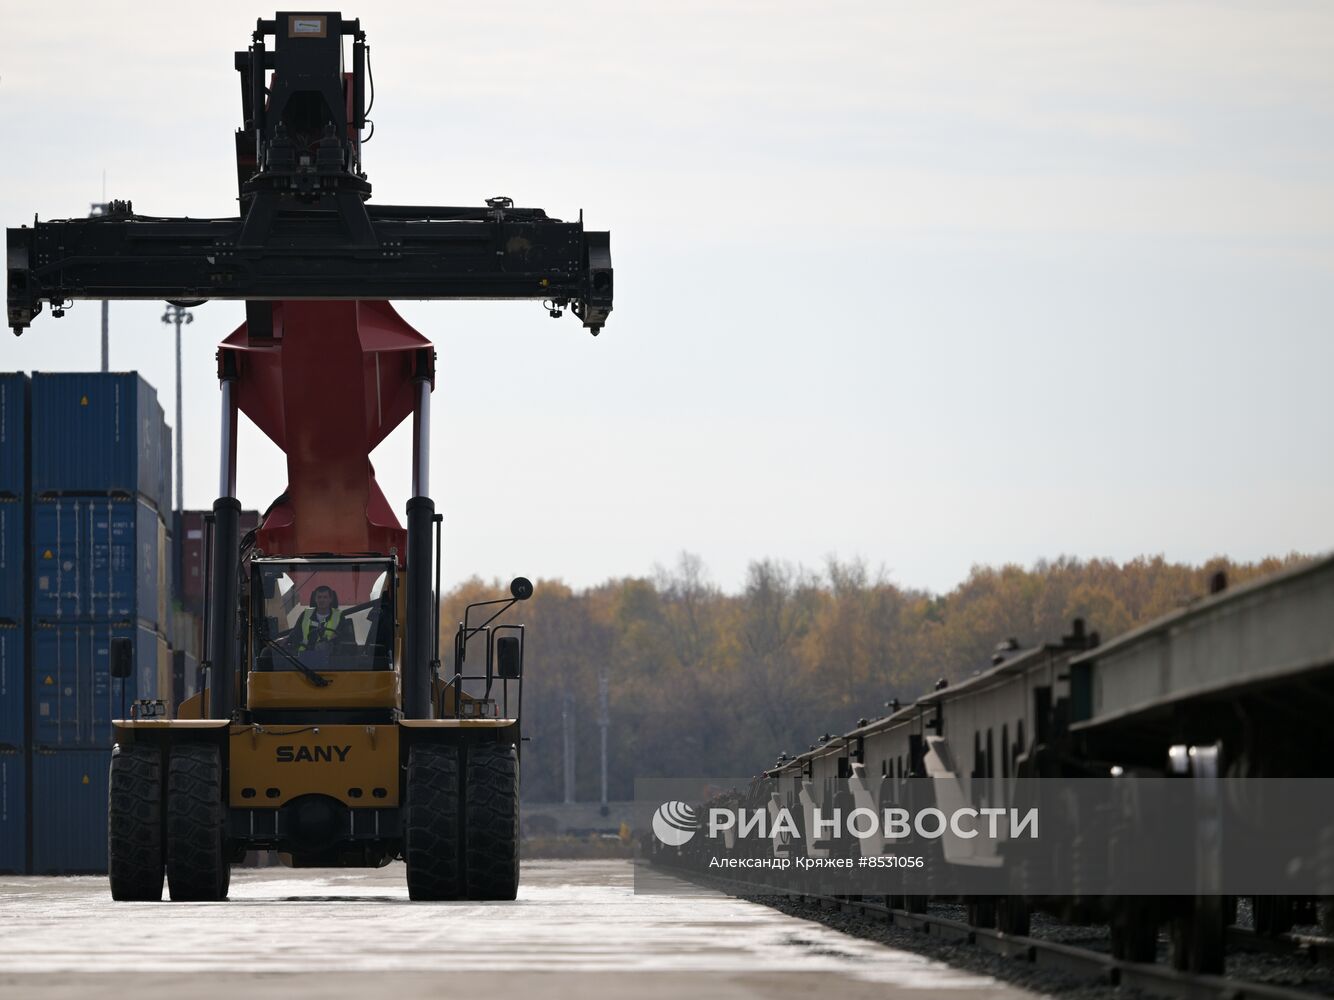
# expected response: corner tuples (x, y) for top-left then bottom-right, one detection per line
(173, 648), (200, 705)
(31, 748), (109, 874)
(0, 626), (23, 748)
(0, 749), (25, 873)
(31, 623), (162, 748)
(161, 420), (173, 519)
(31, 498), (161, 626)
(0, 500), (21, 623)
(163, 525), (173, 623)
(30, 373), (165, 509)
(0, 373), (25, 499)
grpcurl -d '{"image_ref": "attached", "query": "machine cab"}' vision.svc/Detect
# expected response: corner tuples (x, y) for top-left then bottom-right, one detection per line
(245, 556), (402, 714)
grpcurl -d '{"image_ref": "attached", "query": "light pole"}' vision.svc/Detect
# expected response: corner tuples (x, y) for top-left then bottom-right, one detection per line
(90, 203), (109, 371)
(161, 304), (192, 512)
(562, 692), (576, 804)
(598, 670), (609, 815)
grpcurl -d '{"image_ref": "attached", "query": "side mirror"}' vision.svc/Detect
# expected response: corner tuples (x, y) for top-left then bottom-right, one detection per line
(110, 637), (134, 680)
(496, 635), (522, 679)
(510, 577), (533, 601)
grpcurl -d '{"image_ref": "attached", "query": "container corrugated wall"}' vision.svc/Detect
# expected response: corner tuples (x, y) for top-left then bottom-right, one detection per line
(0, 626), (24, 748)
(30, 748), (110, 874)
(30, 498), (161, 626)
(0, 502), (22, 624)
(0, 377), (27, 873)
(30, 373), (165, 509)
(171, 649), (201, 709)
(0, 374), (26, 499)
(178, 510), (206, 609)
(160, 421), (172, 520)
(0, 749), (25, 873)
(0, 374), (26, 624)
(31, 623), (163, 748)
(177, 508), (260, 612)
(159, 516), (170, 629)
(169, 606), (202, 659)
(156, 639), (172, 712)
(1, 370), (185, 874)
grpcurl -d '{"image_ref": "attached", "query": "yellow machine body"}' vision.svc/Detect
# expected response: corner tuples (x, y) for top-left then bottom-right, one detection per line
(227, 723), (401, 808)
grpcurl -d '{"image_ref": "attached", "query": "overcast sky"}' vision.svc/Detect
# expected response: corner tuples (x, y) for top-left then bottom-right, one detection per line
(2, 1), (1331, 594)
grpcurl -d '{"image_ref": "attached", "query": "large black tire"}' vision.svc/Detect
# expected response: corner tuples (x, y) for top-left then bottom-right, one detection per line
(108, 744), (164, 901)
(405, 744), (462, 901)
(464, 744), (520, 900)
(166, 744), (230, 901)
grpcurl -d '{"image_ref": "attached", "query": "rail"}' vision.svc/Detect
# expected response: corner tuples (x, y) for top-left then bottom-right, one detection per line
(649, 860), (1331, 1000)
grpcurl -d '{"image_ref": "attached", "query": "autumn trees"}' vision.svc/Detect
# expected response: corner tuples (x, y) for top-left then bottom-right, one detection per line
(440, 553), (1306, 803)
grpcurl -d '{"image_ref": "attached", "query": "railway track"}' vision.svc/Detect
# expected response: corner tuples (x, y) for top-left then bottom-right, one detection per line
(1228, 928), (1334, 968)
(696, 559), (1334, 985)
(651, 861), (1333, 1000)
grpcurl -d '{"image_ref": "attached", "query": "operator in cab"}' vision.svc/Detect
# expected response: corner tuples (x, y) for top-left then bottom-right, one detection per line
(288, 585), (355, 660)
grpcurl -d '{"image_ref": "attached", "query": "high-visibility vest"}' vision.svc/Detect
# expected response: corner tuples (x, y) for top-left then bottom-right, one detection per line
(298, 608), (343, 650)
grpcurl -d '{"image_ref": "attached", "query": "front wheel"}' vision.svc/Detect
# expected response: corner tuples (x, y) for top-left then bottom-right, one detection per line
(464, 744), (520, 901)
(166, 744), (230, 901)
(108, 744), (164, 901)
(404, 744), (462, 901)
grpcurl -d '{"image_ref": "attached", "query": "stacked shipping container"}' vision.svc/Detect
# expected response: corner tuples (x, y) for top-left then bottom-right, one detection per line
(173, 508), (260, 679)
(0, 372), (254, 874)
(0, 375), (26, 871)
(0, 748), (23, 874)
(176, 508), (261, 612)
(26, 373), (172, 873)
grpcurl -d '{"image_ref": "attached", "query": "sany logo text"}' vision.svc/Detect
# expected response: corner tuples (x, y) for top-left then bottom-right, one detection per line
(276, 745), (351, 763)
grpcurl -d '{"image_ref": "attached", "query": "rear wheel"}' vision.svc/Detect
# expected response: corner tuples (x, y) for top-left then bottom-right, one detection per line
(405, 744), (462, 901)
(166, 744), (229, 901)
(108, 744), (164, 901)
(464, 744), (520, 900)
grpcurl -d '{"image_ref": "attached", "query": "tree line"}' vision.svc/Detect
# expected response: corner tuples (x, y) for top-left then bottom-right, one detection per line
(440, 553), (1309, 803)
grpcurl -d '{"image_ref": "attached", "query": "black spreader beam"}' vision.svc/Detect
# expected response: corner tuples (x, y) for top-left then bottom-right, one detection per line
(6, 208), (613, 335)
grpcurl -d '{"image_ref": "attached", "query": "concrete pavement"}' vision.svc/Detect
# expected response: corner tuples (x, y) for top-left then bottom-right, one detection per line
(0, 860), (1040, 1000)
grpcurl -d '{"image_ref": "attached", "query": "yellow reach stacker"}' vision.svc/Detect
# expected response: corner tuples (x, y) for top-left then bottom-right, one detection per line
(4, 10), (614, 901)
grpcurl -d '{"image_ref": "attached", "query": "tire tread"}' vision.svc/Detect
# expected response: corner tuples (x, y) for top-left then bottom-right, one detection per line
(108, 744), (164, 901)
(405, 744), (461, 900)
(464, 744), (519, 901)
(166, 743), (229, 901)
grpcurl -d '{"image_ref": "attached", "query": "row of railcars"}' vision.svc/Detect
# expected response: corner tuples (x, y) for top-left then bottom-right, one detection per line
(685, 556), (1334, 973)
